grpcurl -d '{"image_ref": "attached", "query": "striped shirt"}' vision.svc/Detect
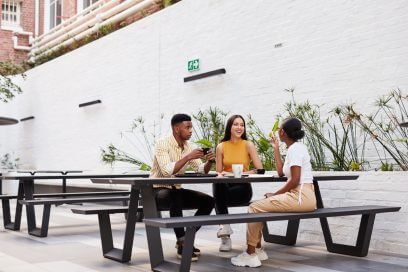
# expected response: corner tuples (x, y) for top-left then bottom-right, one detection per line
(150, 135), (205, 189)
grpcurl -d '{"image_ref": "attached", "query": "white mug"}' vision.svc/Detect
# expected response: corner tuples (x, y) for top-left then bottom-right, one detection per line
(232, 164), (243, 178)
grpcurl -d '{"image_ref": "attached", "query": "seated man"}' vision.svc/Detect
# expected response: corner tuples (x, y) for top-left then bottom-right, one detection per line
(150, 113), (215, 261)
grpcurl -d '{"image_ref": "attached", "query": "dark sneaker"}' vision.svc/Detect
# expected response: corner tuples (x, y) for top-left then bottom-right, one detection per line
(193, 246), (201, 256)
(176, 243), (199, 261)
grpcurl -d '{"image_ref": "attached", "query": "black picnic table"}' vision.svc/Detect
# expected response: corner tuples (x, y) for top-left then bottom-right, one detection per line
(17, 170), (84, 193)
(0, 173), (149, 234)
(92, 174), (359, 267)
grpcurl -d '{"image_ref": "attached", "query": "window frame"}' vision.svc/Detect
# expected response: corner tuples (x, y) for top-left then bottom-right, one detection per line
(1, 0), (22, 31)
(44, 0), (63, 33)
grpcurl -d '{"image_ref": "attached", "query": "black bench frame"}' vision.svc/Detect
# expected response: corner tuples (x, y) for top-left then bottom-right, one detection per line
(0, 173), (148, 237)
(89, 175), (372, 266)
(144, 205), (400, 272)
(1, 188), (130, 234)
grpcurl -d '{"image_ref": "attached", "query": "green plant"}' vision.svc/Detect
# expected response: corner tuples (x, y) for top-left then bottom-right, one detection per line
(101, 115), (164, 170)
(284, 89), (369, 171)
(246, 114), (276, 170)
(195, 139), (213, 148)
(192, 107), (228, 149)
(0, 61), (26, 103)
(342, 89), (408, 170)
(0, 153), (19, 169)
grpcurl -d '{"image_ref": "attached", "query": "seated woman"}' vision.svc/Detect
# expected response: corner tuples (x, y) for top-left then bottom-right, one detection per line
(231, 117), (317, 268)
(215, 114), (263, 252)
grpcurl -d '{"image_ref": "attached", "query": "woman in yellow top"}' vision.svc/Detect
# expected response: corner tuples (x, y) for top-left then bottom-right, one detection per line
(215, 115), (263, 252)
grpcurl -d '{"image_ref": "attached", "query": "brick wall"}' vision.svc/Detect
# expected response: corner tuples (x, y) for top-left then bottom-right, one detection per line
(0, 0), (35, 63)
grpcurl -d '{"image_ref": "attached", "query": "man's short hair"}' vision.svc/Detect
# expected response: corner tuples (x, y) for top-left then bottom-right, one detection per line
(171, 113), (191, 126)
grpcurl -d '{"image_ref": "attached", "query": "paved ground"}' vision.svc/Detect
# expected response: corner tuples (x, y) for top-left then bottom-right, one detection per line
(0, 204), (407, 272)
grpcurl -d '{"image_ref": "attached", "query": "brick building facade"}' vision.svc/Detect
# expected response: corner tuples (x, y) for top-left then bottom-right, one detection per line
(0, 0), (163, 65)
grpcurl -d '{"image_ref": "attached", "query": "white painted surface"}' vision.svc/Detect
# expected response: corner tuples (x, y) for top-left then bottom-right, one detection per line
(0, 0), (407, 253)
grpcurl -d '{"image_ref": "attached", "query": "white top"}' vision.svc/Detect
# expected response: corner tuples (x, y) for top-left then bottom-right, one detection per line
(282, 142), (313, 184)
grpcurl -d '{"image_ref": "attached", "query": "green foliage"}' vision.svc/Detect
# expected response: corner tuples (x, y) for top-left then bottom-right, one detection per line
(195, 139), (213, 148)
(341, 89), (408, 170)
(100, 115), (163, 171)
(192, 107), (228, 149)
(0, 61), (26, 103)
(284, 89), (369, 171)
(246, 114), (276, 170)
(0, 153), (20, 169)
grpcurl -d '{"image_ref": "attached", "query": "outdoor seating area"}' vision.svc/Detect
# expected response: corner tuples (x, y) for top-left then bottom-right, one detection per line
(0, 190), (407, 272)
(1, 0), (408, 271)
(0, 172), (405, 271)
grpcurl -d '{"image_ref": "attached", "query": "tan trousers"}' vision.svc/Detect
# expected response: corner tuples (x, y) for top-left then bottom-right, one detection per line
(247, 183), (316, 247)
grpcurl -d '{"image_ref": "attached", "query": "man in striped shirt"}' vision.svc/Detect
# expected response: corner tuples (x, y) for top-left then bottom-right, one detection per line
(150, 113), (215, 261)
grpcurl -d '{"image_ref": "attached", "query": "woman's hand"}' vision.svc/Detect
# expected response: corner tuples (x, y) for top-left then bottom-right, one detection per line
(269, 134), (279, 150)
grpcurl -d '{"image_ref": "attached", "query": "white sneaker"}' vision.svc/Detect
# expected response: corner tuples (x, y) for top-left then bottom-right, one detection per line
(217, 224), (233, 238)
(219, 237), (232, 252)
(255, 248), (268, 261)
(231, 252), (262, 268)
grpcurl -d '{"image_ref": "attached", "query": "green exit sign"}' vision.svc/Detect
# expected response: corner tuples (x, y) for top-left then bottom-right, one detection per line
(187, 59), (200, 72)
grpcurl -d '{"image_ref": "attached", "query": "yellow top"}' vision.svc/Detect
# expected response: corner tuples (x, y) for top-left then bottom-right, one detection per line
(222, 139), (251, 172)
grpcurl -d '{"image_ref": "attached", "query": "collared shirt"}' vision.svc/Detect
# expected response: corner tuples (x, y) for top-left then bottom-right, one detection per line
(150, 134), (205, 189)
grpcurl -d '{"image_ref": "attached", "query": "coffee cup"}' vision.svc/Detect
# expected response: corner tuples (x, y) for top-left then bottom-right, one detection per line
(232, 164), (243, 178)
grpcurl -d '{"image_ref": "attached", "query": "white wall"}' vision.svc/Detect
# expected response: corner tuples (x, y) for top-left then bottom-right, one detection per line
(1, 0), (407, 169)
(183, 171), (408, 254)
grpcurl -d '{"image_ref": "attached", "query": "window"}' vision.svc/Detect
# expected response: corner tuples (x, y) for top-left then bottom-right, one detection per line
(49, 0), (62, 29)
(1, 1), (21, 29)
(83, 0), (99, 9)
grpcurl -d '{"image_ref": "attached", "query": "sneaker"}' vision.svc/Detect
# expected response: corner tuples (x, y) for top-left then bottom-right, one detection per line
(219, 237), (232, 252)
(176, 243), (198, 262)
(193, 246), (201, 256)
(231, 252), (261, 268)
(217, 224), (233, 238)
(255, 248), (268, 261)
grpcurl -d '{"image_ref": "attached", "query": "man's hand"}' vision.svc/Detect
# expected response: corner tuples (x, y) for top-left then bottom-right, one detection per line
(205, 150), (216, 162)
(187, 148), (204, 160)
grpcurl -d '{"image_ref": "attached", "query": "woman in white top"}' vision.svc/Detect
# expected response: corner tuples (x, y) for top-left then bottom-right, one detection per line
(231, 117), (316, 268)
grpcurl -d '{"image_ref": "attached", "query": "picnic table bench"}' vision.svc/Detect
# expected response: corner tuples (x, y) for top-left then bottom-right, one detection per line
(88, 174), (401, 271)
(0, 173), (148, 237)
(144, 205), (400, 271)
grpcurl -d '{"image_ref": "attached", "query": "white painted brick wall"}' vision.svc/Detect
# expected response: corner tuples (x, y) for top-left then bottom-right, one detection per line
(0, 0), (407, 253)
(183, 171), (408, 255)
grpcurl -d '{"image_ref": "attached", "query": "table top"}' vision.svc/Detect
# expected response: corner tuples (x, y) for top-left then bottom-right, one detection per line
(91, 174), (359, 186)
(0, 173), (150, 180)
(400, 122), (408, 128)
(17, 170), (84, 175)
(0, 116), (18, 126)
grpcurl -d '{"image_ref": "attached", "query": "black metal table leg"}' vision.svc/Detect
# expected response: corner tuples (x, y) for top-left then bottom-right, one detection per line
(179, 227), (197, 272)
(263, 219), (300, 245)
(313, 179), (375, 257)
(4, 181), (24, 230)
(23, 179), (39, 235)
(102, 186), (140, 263)
(141, 185), (165, 270)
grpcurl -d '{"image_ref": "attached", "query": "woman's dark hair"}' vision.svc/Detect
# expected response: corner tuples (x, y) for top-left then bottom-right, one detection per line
(171, 113), (191, 126)
(281, 117), (305, 141)
(221, 115), (248, 142)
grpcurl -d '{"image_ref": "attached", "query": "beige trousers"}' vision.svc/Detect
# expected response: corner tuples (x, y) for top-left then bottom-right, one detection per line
(247, 183), (316, 247)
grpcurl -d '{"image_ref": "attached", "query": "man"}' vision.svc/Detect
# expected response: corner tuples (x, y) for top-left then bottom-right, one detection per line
(150, 113), (215, 261)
